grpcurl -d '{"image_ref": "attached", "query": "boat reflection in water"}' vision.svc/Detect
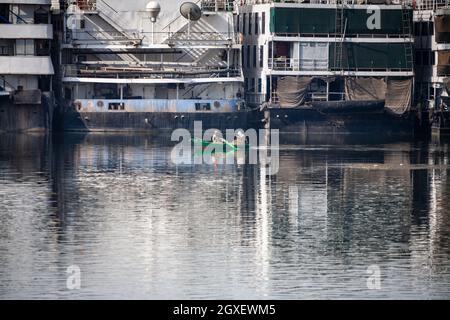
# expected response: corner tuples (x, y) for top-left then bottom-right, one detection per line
(0, 133), (450, 299)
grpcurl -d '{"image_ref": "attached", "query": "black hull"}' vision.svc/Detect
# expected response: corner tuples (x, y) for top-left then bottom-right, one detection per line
(310, 100), (385, 114)
(264, 107), (415, 136)
(63, 110), (252, 132)
(0, 96), (52, 133)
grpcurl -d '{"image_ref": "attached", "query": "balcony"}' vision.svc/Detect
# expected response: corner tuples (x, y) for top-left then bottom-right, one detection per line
(0, 56), (54, 75)
(0, 24), (53, 39)
(269, 58), (328, 71)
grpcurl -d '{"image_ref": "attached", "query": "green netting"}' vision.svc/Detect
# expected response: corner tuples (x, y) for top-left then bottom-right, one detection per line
(270, 8), (411, 35)
(329, 43), (412, 70)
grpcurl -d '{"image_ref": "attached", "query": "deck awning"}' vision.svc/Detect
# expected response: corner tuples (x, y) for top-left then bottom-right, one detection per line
(345, 77), (412, 115)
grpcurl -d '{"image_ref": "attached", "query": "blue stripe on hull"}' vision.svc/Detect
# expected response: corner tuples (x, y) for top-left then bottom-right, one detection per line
(64, 111), (252, 132)
(74, 99), (245, 113)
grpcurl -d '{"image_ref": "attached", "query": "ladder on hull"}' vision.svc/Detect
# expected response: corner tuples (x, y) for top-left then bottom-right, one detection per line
(333, 1), (347, 73)
(401, 5), (414, 71)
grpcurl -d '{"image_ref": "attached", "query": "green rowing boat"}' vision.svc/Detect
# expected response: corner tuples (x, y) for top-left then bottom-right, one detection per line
(191, 137), (249, 151)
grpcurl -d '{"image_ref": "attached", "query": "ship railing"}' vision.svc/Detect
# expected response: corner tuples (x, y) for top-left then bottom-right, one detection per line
(159, 31), (239, 46)
(307, 92), (346, 101)
(68, 30), (142, 43)
(241, 0), (373, 4)
(269, 91), (346, 105)
(62, 64), (242, 79)
(269, 58), (328, 71)
(240, 0), (428, 5)
(413, 0), (450, 10)
(67, 30), (236, 46)
(269, 58), (413, 72)
(71, 0), (97, 11)
(272, 32), (413, 38)
(201, 0), (236, 12)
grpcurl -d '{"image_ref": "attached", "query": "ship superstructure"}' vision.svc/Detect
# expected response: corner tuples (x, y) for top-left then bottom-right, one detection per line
(61, 0), (247, 131)
(238, 0), (416, 134)
(413, 0), (450, 134)
(0, 0), (56, 132)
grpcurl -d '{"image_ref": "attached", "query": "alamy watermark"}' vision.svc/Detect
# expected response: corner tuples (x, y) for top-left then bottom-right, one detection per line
(367, 6), (381, 30)
(170, 121), (280, 175)
(66, 265), (81, 290)
(366, 265), (381, 290)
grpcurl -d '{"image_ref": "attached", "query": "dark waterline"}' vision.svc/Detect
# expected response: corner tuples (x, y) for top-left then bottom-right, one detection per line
(0, 132), (450, 299)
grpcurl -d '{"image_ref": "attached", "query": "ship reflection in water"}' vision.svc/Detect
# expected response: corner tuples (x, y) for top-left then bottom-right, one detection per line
(1, 133), (450, 299)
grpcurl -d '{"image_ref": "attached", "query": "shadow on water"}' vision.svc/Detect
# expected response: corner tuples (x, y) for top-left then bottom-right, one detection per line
(0, 132), (450, 299)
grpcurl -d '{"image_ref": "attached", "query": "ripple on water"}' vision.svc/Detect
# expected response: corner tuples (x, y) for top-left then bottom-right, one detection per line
(0, 134), (450, 299)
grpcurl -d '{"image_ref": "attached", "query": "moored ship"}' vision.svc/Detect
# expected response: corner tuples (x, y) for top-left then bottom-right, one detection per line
(413, 1), (450, 135)
(60, 0), (249, 132)
(0, 0), (55, 132)
(238, 0), (417, 135)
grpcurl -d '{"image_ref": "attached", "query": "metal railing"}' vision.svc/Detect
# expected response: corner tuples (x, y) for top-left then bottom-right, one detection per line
(62, 64), (241, 79)
(269, 58), (328, 71)
(68, 30), (238, 46)
(414, 0), (450, 10)
(201, 0), (235, 12)
(273, 32), (414, 38)
(270, 91), (347, 104)
(68, 30), (142, 43)
(308, 92), (345, 101)
(72, 0), (97, 11)
(165, 31), (239, 45)
(268, 57), (413, 72)
(240, 0), (448, 5)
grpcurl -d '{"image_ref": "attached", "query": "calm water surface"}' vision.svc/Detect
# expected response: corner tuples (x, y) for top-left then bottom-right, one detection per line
(0, 133), (450, 299)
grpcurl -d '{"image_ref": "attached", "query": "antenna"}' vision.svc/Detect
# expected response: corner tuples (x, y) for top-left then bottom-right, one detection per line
(180, 2), (202, 39)
(146, 1), (161, 44)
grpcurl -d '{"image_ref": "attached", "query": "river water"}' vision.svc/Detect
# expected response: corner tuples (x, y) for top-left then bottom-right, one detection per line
(0, 133), (449, 299)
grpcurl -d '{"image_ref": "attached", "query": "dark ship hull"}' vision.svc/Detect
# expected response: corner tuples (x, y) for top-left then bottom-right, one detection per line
(0, 93), (53, 133)
(262, 101), (415, 136)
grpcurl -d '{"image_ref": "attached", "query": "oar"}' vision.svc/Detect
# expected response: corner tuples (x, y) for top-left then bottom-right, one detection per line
(219, 137), (238, 151)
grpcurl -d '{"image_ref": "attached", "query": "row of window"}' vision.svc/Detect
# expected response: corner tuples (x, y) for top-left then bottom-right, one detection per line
(237, 12), (266, 36)
(242, 45), (264, 69)
(0, 39), (50, 56)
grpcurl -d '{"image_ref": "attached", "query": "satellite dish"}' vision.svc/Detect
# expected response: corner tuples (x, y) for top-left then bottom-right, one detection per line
(180, 2), (202, 21)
